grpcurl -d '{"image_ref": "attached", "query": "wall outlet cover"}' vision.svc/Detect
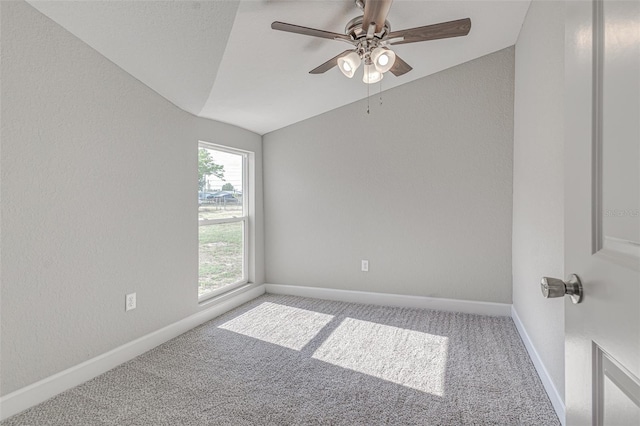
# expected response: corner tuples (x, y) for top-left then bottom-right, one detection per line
(125, 293), (136, 311)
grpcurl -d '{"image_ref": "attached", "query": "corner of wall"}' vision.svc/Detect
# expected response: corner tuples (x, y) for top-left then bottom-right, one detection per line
(511, 305), (566, 425)
(512, 0), (566, 421)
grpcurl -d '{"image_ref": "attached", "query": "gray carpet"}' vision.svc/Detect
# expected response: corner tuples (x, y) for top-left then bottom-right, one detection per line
(3, 294), (560, 425)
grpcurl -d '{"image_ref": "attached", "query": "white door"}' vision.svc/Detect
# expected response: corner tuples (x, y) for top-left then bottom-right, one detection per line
(564, 0), (640, 425)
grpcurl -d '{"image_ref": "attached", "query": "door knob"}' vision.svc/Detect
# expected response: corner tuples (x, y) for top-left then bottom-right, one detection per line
(540, 274), (583, 304)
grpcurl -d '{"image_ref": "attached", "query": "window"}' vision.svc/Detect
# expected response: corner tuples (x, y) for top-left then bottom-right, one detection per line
(198, 142), (248, 301)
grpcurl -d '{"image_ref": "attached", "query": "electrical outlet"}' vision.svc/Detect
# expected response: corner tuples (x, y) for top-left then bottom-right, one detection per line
(125, 293), (136, 311)
(361, 260), (369, 272)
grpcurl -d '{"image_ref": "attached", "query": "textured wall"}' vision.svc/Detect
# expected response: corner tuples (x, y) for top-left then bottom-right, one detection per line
(263, 47), (514, 303)
(512, 0), (565, 400)
(0, 1), (263, 395)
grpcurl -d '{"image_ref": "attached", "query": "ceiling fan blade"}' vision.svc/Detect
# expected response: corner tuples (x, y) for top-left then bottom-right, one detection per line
(362, 0), (394, 34)
(389, 55), (412, 76)
(271, 21), (352, 42)
(309, 50), (354, 74)
(388, 18), (471, 45)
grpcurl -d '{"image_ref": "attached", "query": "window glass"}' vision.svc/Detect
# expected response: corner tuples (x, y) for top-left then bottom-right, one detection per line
(198, 144), (248, 300)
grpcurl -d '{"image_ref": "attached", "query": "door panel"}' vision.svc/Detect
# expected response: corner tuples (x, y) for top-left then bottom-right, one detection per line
(564, 0), (640, 425)
(600, 0), (640, 265)
(594, 344), (640, 424)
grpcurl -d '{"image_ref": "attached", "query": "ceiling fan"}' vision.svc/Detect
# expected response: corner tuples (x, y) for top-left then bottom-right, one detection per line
(271, 0), (471, 84)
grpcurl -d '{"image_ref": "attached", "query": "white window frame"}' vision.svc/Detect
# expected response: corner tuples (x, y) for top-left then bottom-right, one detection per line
(198, 142), (249, 302)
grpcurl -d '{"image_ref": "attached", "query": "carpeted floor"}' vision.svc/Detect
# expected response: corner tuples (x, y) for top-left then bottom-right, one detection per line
(3, 294), (560, 425)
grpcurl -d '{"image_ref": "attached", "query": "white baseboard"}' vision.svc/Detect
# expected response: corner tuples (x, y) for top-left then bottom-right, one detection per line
(511, 306), (566, 425)
(0, 284), (265, 421)
(265, 283), (511, 317)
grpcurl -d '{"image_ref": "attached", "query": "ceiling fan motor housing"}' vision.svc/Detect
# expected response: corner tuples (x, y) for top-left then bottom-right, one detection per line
(345, 16), (391, 65)
(345, 16), (390, 41)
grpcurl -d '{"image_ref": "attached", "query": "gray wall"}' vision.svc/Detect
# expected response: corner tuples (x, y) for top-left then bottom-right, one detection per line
(263, 48), (515, 303)
(512, 0), (565, 400)
(0, 1), (263, 395)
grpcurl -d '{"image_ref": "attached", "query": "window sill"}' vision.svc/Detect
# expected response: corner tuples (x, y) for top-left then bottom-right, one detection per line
(198, 282), (259, 308)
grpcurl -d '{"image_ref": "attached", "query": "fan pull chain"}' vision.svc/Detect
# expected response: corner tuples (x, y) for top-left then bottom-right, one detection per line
(379, 80), (383, 106)
(367, 82), (370, 114)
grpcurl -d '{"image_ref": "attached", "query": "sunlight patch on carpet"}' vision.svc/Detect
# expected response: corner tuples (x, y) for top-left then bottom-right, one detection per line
(218, 302), (334, 350)
(312, 317), (449, 396)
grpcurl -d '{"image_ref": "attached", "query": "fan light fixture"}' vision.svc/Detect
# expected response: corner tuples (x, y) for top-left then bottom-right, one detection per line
(338, 47), (394, 84)
(339, 45), (395, 84)
(362, 63), (383, 84)
(370, 47), (396, 74)
(338, 51), (362, 78)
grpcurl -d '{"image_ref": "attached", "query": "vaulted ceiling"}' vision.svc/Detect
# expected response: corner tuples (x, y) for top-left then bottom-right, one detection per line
(28, 0), (530, 135)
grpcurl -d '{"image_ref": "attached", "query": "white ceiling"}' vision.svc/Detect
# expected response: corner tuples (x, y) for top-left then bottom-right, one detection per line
(28, 0), (530, 135)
